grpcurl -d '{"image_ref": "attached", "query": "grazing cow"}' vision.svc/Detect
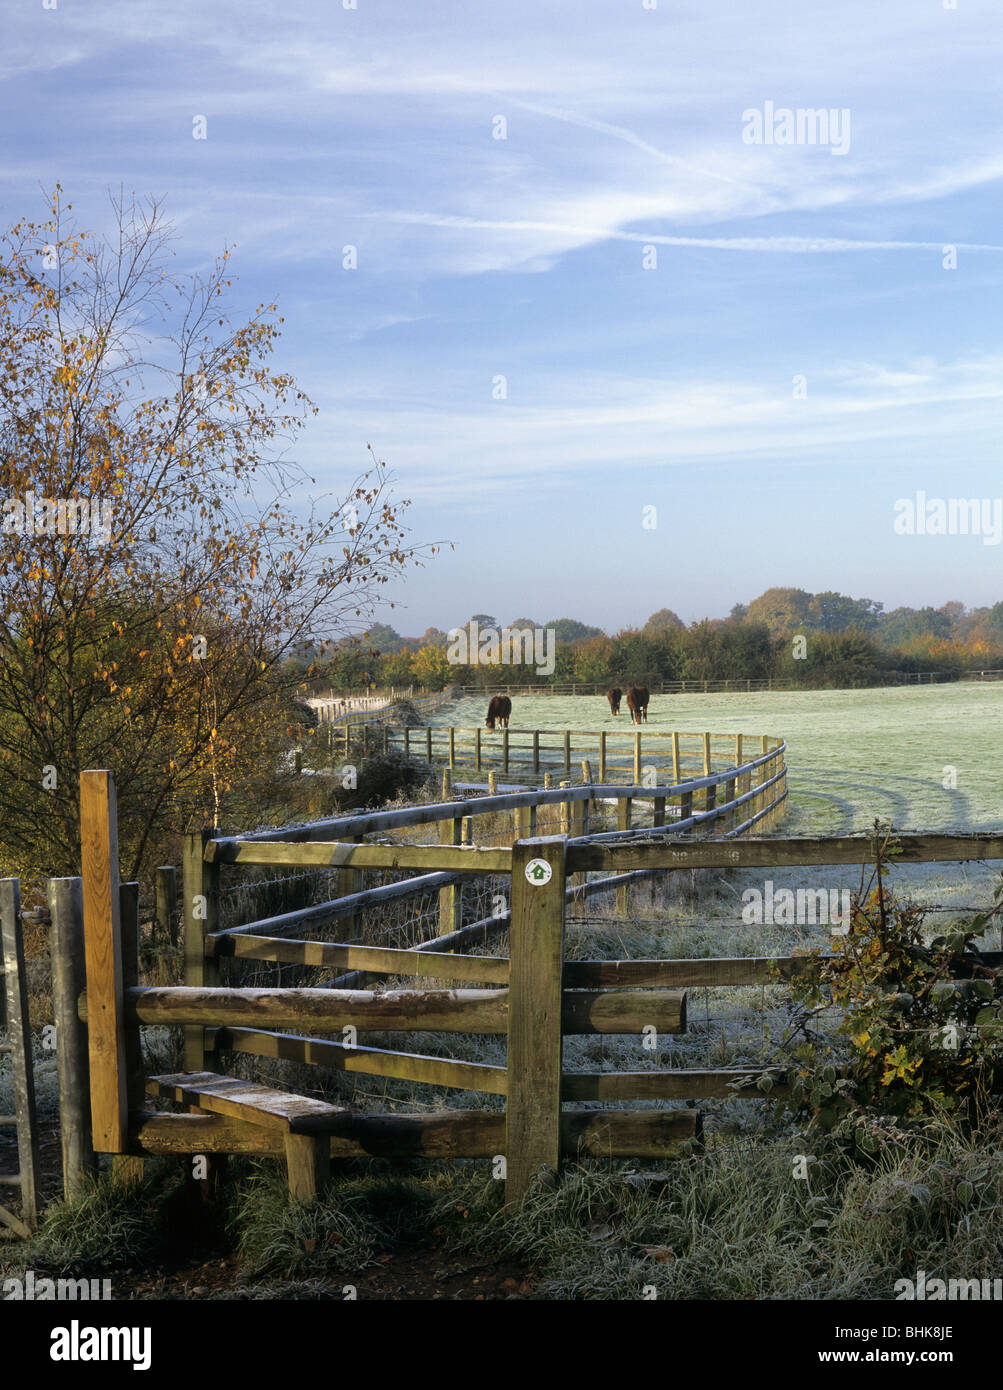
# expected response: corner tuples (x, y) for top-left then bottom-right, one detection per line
(485, 695), (512, 729)
(626, 685), (649, 724)
(606, 687), (623, 716)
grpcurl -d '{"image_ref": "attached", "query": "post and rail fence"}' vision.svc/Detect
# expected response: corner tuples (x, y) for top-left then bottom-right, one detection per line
(59, 741), (785, 1203)
(302, 669), (999, 708)
(60, 754), (1003, 1206)
(323, 723), (786, 791)
(14, 725), (1002, 1219)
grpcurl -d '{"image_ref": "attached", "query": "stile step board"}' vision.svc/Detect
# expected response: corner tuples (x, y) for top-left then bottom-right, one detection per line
(147, 1072), (349, 1136)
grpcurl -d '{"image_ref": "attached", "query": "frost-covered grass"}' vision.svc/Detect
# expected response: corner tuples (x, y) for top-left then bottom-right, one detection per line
(435, 684), (1003, 834)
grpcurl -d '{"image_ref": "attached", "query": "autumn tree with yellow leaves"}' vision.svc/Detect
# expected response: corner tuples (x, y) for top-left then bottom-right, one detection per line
(0, 188), (431, 886)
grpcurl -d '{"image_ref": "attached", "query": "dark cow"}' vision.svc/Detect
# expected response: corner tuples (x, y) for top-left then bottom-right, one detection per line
(606, 687), (622, 716)
(626, 685), (649, 724)
(485, 695), (512, 729)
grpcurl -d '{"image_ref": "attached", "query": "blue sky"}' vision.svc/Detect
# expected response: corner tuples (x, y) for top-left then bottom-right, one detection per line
(4, 0), (1003, 635)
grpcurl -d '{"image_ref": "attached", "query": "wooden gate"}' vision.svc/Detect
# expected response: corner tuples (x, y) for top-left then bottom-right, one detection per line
(0, 878), (40, 1236)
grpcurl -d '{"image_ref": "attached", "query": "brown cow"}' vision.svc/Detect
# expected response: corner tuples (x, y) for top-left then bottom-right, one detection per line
(485, 695), (512, 729)
(606, 687), (622, 716)
(626, 685), (649, 724)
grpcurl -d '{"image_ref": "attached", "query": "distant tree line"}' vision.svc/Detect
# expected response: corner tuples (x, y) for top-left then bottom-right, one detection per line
(293, 588), (1003, 693)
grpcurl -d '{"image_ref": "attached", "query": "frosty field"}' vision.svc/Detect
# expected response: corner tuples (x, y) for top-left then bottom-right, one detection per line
(429, 684), (1003, 930)
(438, 683), (1002, 836)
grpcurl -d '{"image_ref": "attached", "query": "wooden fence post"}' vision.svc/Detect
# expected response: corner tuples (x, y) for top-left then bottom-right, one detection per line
(48, 877), (97, 1200)
(113, 882), (146, 1187)
(439, 813), (463, 936)
(183, 828), (219, 1073)
(506, 836), (567, 1203)
(616, 797), (633, 912)
(724, 777), (737, 834)
(671, 730), (680, 785)
(79, 770), (129, 1154)
(580, 759), (594, 827)
(598, 731), (607, 784)
(634, 731), (642, 785)
(0, 878), (39, 1229)
(759, 735), (770, 823)
(154, 865), (178, 952)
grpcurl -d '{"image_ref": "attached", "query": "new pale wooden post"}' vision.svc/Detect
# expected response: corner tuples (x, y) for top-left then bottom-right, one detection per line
(48, 877), (97, 1200)
(439, 809), (463, 936)
(506, 836), (566, 1203)
(79, 770), (128, 1155)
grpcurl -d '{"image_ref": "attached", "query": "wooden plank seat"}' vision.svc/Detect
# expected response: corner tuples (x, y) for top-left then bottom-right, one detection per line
(147, 1071), (346, 1200)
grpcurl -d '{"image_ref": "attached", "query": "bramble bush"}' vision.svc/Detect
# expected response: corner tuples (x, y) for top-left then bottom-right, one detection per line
(774, 825), (1003, 1144)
